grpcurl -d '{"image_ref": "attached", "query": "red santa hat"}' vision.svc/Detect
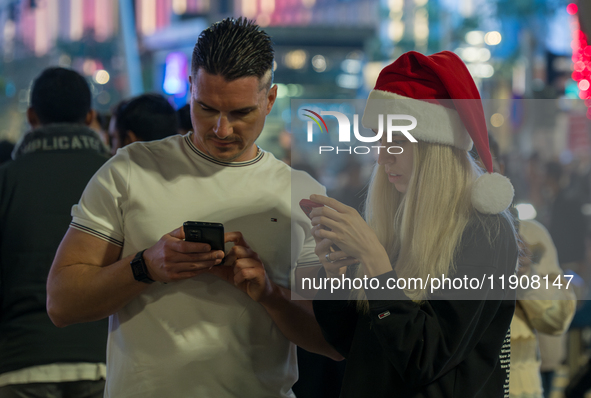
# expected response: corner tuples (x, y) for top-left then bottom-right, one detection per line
(362, 50), (514, 214)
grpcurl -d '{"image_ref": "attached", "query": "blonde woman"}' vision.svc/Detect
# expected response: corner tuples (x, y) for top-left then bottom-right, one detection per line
(310, 51), (519, 397)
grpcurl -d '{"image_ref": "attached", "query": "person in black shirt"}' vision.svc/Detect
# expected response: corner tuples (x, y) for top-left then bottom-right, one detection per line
(0, 67), (109, 397)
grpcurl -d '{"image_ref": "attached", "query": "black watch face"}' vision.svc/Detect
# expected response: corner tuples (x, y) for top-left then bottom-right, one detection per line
(131, 260), (144, 276)
(131, 255), (153, 283)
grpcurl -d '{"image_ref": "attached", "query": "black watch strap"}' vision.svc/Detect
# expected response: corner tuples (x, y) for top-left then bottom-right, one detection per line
(130, 250), (155, 284)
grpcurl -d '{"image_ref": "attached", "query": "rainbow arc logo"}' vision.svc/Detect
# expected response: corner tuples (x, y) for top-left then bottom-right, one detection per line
(303, 109), (329, 134)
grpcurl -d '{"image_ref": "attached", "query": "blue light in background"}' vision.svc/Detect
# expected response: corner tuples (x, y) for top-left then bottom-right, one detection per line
(5, 82), (15, 98)
(546, 8), (573, 56)
(163, 52), (188, 96)
(565, 81), (580, 99)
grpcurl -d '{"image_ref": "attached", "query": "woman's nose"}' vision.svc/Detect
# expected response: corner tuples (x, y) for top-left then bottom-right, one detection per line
(377, 149), (395, 165)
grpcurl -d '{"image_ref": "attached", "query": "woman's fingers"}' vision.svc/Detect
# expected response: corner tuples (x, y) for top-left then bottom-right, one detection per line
(313, 227), (338, 242)
(314, 237), (336, 256)
(310, 215), (340, 231)
(315, 239), (358, 263)
(325, 250), (352, 262)
(309, 202), (346, 222)
(309, 194), (351, 214)
(323, 251), (358, 265)
(321, 252), (359, 278)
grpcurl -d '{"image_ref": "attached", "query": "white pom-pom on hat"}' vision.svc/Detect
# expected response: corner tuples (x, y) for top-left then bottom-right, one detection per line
(471, 172), (514, 214)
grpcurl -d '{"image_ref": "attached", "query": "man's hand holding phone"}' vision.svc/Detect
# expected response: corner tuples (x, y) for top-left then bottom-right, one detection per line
(208, 231), (275, 303)
(142, 226), (225, 283)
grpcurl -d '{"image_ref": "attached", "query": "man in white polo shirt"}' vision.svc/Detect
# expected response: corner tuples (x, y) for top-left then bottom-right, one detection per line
(47, 17), (340, 398)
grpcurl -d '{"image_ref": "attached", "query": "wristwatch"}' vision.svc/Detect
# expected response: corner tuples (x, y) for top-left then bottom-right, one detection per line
(130, 250), (155, 284)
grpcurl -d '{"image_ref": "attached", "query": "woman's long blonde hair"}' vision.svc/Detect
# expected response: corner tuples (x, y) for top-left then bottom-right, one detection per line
(353, 140), (512, 308)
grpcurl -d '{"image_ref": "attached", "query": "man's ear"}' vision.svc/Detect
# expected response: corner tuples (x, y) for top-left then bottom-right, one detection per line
(123, 130), (139, 146)
(265, 85), (278, 115)
(26, 107), (40, 129)
(84, 109), (96, 126)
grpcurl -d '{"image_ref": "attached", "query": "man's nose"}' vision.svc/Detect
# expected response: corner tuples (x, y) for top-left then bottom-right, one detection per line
(213, 115), (232, 139)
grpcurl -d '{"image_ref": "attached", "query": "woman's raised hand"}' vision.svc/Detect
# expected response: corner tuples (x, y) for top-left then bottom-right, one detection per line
(311, 224), (358, 278)
(309, 194), (390, 277)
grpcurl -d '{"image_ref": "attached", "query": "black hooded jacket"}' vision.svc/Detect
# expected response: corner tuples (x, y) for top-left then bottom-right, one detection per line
(0, 124), (109, 375)
(314, 215), (517, 398)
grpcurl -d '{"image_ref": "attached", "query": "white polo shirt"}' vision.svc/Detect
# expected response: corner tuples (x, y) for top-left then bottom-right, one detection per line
(71, 133), (324, 398)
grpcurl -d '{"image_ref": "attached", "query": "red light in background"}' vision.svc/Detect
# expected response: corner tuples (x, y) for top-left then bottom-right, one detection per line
(567, 3), (578, 15)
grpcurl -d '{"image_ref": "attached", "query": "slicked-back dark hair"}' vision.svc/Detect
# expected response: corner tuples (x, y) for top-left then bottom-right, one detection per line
(30, 67), (91, 125)
(191, 17), (274, 89)
(114, 93), (178, 143)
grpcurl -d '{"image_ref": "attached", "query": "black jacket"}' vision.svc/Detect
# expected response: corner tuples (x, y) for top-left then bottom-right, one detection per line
(0, 124), (110, 375)
(314, 215), (517, 398)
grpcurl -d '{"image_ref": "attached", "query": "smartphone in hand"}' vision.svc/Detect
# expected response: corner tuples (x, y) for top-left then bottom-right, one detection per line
(299, 199), (324, 219)
(183, 221), (225, 252)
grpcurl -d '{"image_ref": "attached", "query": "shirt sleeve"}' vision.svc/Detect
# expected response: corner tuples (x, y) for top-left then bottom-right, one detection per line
(294, 170), (327, 265)
(290, 169), (327, 293)
(70, 149), (131, 247)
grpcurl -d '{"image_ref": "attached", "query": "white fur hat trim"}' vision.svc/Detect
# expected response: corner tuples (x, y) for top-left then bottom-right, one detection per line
(362, 90), (473, 151)
(471, 172), (514, 214)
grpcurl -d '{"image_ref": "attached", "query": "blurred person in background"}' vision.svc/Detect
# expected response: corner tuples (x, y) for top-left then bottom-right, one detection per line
(564, 295), (591, 398)
(108, 93), (178, 156)
(544, 161), (587, 274)
(106, 98), (128, 153)
(89, 110), (111, 149)
(0, 141), (14, 165)
(177, 103), (193, 135)
(0, 67), (109, 398)
(527, 153), (545, 213)
(513, 219), (576, 398)
(538, 160), (587, 397)
(473, 135), (576, 398)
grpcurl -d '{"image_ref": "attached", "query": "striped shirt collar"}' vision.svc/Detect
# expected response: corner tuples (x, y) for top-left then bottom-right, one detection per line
(184, 133), (264, 167)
